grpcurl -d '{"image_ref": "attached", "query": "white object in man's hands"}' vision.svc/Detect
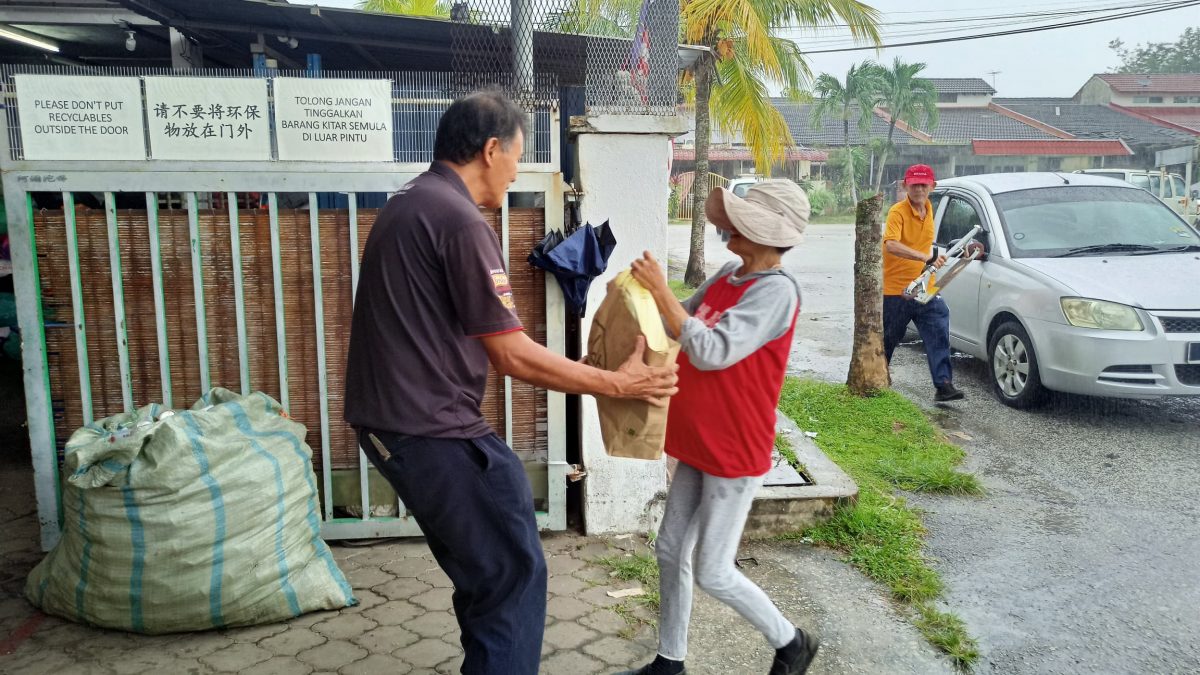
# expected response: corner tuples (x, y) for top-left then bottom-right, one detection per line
(902, 225), (983, 304)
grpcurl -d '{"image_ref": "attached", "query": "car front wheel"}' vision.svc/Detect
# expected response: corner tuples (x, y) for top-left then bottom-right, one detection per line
(988, 321), (1046, 409)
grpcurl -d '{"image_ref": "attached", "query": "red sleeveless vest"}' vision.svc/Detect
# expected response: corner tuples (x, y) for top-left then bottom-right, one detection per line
(665, 274), (798, 478)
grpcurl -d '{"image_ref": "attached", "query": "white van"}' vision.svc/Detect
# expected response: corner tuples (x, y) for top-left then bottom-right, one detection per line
(1075, 169), (1197, 224)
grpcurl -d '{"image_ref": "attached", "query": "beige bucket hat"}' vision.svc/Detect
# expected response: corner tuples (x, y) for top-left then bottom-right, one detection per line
(705, 179), (810, 247)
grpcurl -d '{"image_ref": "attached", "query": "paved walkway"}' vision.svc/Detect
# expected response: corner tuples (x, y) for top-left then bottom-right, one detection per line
(1, 461), (951, 675)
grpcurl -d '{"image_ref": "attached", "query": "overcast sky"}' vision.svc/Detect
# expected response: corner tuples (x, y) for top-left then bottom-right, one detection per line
(292, 0), (1198, 98)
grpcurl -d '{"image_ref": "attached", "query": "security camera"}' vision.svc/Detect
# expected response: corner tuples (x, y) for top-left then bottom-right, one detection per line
(288, 37), (298, 49)
(124, 30), (136, 52)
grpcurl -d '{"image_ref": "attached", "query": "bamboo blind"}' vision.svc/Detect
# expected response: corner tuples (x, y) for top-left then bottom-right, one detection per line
(35, 202), (550, 472)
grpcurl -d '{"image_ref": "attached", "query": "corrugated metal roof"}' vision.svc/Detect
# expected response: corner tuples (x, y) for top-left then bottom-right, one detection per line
(1097, 74), (1200, 94)
(971, 139), (1132, 157)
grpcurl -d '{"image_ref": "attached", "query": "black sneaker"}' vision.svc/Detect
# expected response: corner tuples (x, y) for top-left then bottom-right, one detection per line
(613, 655), (686, 675)
(769, 628), (820, 675)
(935, 383), (965, 402)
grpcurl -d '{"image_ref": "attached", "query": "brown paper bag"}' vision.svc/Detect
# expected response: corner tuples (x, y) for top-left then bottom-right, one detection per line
(586, 271), (681, 460)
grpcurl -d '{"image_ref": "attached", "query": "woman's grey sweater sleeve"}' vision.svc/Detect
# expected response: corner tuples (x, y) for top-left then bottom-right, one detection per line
(677, 275), (799, 371)
(679, 263), (735, 316)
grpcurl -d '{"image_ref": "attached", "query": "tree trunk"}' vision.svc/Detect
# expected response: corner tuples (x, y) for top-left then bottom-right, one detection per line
(847, 193), (890, 397)
(873, 120), (898, 194)
(843, 115), (857, 204)
(684, 57), (713, 288)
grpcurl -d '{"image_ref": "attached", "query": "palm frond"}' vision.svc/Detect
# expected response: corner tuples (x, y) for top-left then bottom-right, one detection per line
(359, 0), (450, 18)
(712, 48), (794, 170)
(773, 0), (882, 44)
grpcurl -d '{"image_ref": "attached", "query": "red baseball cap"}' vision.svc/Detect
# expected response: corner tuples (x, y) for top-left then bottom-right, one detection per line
(904, 164), (936, 186)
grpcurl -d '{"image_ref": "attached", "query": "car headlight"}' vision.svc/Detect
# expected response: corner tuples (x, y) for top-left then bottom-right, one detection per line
(1060, 298), (1144, 331)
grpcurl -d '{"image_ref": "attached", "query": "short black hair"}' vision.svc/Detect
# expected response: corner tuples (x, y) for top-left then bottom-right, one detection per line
(433, 88), (527, 164)
(776, 246), (793, 254)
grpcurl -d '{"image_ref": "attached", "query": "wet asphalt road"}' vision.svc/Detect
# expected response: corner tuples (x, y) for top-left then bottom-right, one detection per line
(668, 222), (1200, 674)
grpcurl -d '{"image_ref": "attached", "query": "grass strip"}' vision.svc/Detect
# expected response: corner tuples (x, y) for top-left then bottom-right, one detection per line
(776, 378), (982, 668)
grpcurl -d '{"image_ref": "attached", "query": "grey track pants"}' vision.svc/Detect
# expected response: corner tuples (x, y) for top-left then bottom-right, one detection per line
(655, 461), (795, 660)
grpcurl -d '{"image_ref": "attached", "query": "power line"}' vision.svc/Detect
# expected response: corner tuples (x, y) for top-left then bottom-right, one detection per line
(773, 0), (1180, 31)
(796, 1), (1200, 54)
(790, 10), (1141, 47)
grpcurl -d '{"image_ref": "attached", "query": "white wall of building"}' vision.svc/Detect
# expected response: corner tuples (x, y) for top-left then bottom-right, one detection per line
(572, 114), (688, 535)
(939, 93), (993, 108)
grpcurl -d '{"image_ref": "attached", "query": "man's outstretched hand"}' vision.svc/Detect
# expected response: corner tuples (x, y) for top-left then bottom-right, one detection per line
(613, 336), (679, 407)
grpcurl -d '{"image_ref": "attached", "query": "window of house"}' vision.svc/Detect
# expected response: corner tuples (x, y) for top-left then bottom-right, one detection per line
(1175, 96), (1190, 104)
(938, 93), (958, 103)
(1133, 96), (1149, 103)
(1149, 96), (1164, 104)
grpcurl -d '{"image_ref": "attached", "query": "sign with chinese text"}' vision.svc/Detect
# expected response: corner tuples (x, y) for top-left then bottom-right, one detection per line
(15, 75), (146, 161)
(144, 77), (271, 160)
(273, 78), (394, 162)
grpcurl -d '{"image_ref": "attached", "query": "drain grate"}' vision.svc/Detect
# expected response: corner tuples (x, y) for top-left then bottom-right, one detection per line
(764, 457), (813, 487)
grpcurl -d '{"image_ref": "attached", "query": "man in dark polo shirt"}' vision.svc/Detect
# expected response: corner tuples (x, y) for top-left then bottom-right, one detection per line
(345, 89), (678, 675)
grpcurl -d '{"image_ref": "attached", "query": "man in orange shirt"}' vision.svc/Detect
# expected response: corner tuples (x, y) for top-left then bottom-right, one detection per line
(882, 164), (963, 402)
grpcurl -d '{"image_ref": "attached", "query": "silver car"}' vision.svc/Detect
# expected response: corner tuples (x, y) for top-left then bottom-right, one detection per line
(929, 173), (1200, 408)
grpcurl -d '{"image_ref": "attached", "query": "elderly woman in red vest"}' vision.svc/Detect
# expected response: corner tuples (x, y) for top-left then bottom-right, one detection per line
(618, 180), (817, 675)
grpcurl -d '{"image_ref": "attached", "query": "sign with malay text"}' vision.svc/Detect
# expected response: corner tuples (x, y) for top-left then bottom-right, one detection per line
(273, 78), (394, 162)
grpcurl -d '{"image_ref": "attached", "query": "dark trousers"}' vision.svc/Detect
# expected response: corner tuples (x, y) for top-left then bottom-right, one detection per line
(359, 429), (547, 675)
(883, 295), (954, 387)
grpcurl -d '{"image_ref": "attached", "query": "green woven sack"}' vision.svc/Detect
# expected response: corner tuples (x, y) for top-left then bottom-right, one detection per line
(25, 389), (357, 633)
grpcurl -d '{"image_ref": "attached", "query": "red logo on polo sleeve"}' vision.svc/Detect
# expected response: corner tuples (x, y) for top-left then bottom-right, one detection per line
(491, 269), (517, 310)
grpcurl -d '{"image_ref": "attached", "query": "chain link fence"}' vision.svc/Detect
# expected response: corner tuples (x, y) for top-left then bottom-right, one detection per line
(449, 0), (680, 115)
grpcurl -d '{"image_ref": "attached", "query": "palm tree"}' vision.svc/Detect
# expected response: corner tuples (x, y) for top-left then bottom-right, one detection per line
(542, 0), (643, 37)
(810, 61), (883, 205)
(680, 1), (881, 286)
(358, 0), (450, 19)
(872, 58), (938, 193)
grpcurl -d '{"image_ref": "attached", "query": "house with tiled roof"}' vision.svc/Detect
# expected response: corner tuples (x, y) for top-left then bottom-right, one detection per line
(1075, 73), (1200, 135)
(671, 109), (827, 184)
(992, 99), (1196, 166)
(1077, 74), (1200, 106)
(775, 90), (1134, 186)
(925, 78), (996, 107)
(671, 73), (1199, 193)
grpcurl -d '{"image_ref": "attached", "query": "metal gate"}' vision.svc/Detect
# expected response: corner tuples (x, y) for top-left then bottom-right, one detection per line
(2, 68), (569, 551)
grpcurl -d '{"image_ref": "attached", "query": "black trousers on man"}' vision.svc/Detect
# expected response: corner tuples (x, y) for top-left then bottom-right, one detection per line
(359, 429), (547, 675)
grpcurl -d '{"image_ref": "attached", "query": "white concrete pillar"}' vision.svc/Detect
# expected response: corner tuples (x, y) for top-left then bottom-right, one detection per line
(571, 114), (689, 535)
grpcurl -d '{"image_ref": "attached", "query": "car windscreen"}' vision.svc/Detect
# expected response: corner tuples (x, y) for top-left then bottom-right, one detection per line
(993, 185), (1200, 258)
(731, 182), (752, 197)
